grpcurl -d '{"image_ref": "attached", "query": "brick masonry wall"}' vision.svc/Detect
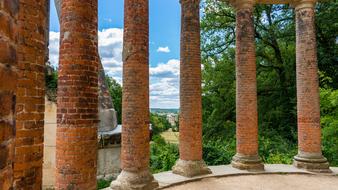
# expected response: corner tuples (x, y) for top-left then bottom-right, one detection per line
(0, 0), (18, 189)
(179, 0), (203, 161)
(56, 0), (99, 189)
(295, 6), (322, 154)
(235, 7), (259, 156)
(121, 0), (150, 172)
(14, 0), (48, 189)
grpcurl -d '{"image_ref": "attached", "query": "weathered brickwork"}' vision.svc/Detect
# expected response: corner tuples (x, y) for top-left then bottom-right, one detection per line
(295, 6), (321, 155)
(110, 1), (158, 189)
(14, 0), (49, 189)
(293, 1), (330, 172)
(121, 0), (150, 172)
(235, 7), (258, 157)
(56, 0), (99, 189)
(231, 2), (263, 171)
(179, 0), (203, 162)
(0, 0), (18, 189)
(171, 0), (211, 178)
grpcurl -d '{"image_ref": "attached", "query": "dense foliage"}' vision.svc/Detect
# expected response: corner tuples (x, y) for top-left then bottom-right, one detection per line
(105, 76), (123, 124)
(45, 67), (58, 102)
(200, 0), (338, 166)
(150, 113), (172, 136)
(149, 113), (179, 172)
(148, 1), (337, 173)
(150, 135), (179, 173)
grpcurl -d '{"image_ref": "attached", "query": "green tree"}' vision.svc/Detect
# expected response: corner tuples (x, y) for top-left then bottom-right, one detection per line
(200, 0), (338, 166)
(105, 76), (122, 124)
(150, 113), (172, 136)
(320, 88), (338, 166)
(45, 67), (58, 102)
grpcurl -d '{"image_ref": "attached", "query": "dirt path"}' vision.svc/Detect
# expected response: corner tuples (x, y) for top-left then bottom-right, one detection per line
(164, 174), (338, 190)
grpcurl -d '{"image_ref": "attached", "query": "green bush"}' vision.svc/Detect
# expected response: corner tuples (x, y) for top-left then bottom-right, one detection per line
(97, 179), (111, 189)
(150, 135), (179, 173)
(320, 88), (338, 166)
(203, 137), (236, 166)
(150, 113), (172, 136)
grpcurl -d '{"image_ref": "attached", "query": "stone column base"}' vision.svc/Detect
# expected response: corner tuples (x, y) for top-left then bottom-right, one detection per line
(231, 153), (264, 171)
(172, 159), (212, 177)
(110, 170), (159, 190)
(293, 154), (332, 173)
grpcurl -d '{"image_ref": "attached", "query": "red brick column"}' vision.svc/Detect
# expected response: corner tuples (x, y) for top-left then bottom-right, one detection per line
(55, 0), (99, 189)
(110, 1), (158, 189)
(0, 1), (18, 189)
(231, 0), (264, 171)
(14, 0), (49, 188)
(172, 0), (211, 177)
(293, 0), (330, 172)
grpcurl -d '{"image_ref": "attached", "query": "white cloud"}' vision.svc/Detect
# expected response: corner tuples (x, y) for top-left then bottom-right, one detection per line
(157, 46), (170, 53)
(48, 29), (180, 108)
(98, 28), (123, 84)
(48, 31), (60, 68)
(150, 59), (179, 78)
(150, 59), (180, 108)
(48, 28), (123, 84)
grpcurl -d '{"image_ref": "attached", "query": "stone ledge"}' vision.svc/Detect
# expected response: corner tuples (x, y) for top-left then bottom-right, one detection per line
(154, 164), (338, 189)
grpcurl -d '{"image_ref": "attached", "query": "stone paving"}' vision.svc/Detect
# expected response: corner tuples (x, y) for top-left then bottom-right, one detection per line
(162, 174), (338, 190)
(153, 164), (338, 189)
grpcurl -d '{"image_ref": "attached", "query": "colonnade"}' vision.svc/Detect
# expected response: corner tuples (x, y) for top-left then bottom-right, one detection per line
(0, 0), (331, 190)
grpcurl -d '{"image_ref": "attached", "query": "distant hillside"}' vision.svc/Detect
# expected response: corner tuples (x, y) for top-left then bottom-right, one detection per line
(150, 108), (179, 114)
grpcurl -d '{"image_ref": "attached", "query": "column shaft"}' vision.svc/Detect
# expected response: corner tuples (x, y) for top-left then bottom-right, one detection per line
(172, 0), (211, 178)
(14, 0), (49, 188)
(110, 0), (158, 189)
(0, 1), (18, 189)
(293, 1), (330, 172)
(55, 0), (99, 189)
(231, 3), (264, 171)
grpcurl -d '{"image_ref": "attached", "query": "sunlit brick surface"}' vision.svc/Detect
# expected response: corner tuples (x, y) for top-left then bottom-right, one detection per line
(0, 0), (18, 189)
(121, 0), (150, 172)
(295, 6), (322, 154)
(235, 7), (259, 156)
(55, 0), (99, 189)
(179, 0), (203, 161)
(14, 1), (49, 189)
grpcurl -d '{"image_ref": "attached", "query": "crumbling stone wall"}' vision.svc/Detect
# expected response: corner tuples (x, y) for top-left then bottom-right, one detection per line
(13, 0), (49, 189)
(0, 0), (18, 189)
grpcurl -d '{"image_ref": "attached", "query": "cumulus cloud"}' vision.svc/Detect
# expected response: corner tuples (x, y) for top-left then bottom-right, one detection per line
(150, 59), (180, 108)
(48, 31), (60, 68)
(48, 29), (123, 83)
(48, 29), (180, 108)
(98, 28), (123, 84)
(157, 46), (170, 53)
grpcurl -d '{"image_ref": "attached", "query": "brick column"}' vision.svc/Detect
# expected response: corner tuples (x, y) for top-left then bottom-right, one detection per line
(293, 0), (330, 173)
(110, 0), (158, 189)
(0, 1), (18, 189)
(172, 0), (211, 178)
(14, 0), (49, 188)
(231, 0), (264, 171)
(55, 0), (99, 189)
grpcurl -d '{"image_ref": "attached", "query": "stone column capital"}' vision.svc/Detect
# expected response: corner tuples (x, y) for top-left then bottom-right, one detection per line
(179, 0), (201, 5)
(291, 0), (317, 10)
(229, 0), (255, 10)
(180, 0), (200, 5)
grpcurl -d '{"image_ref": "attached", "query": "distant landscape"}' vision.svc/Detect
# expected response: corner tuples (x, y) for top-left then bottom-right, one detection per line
(150, 108), (179, 114)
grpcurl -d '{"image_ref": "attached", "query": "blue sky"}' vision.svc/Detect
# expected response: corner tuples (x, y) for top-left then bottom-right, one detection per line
(49, 0), (182, 108)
